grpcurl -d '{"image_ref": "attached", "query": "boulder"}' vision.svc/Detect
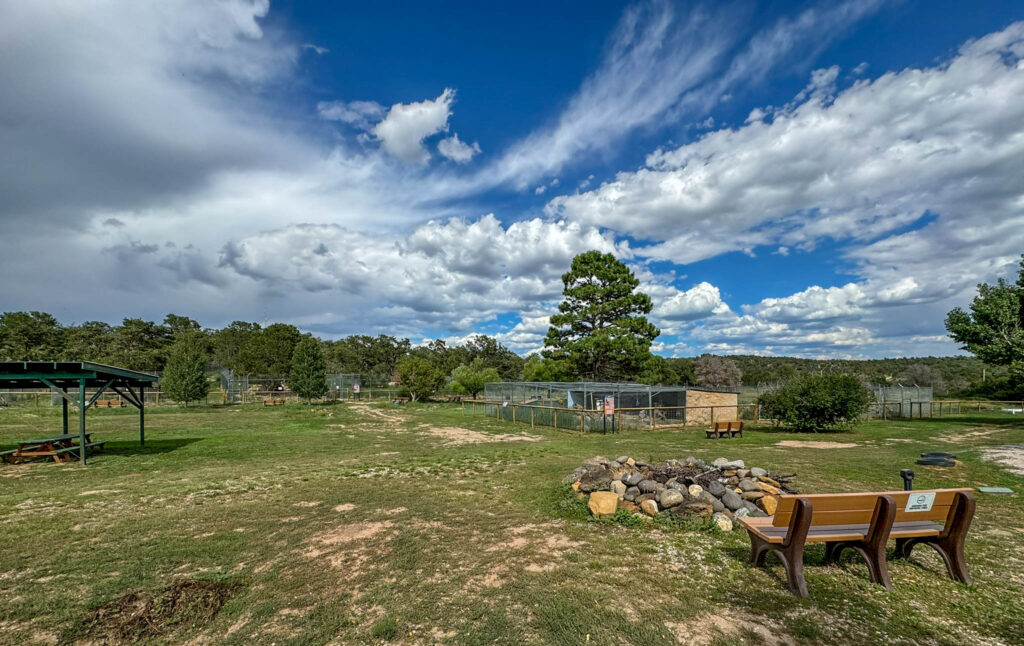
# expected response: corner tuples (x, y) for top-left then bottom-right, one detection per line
(711, 512), (733, 532)
(756, 481), (781, 496)
(749, 467), (768, 478)
(619, 501), (639, 513)
(711, 457), (730, 468)
(588, 491), (619, 517)
(578, 468), (613, 493)
(640, 499), (659, 516)
(726, 476), (740, 486)
(721, 490), (744, 511)
(742, 491), (765, 501)
(562, 467), (587, 484)
(583, 456), (610, 467)
(616, 455), (630, 464)
(626, 457), (636, 467)
(636, 493), (656, 504)
(760, 495), (779, 515)
(738, 478), (758, 492)
(705, 481), (727, 498)
(624, 486), (641, 501)
(741, 501), (758, 514)
(660, 489), (685, 509)
(733, 507), (751, 519)
(622, 472), (643, 487)
(610, 481), (627, 499)
(758, 475), (782, 488)
(687, 484), (704, 498)
(683, 502), (713, 517)
(638, 479), (659, 493)
(700, 491), (725, 512)
(736, 469), (750, 479)
(634, 459), (647, 468)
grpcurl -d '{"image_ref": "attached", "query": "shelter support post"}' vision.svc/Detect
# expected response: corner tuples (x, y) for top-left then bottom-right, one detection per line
(62, 389), (68, 435)
(139, 384), (145, 447)
(79, 378), (87, 466)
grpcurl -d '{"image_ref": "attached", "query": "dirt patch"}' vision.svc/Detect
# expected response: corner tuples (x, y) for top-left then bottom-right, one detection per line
(348, 402), (402, 422)
(293, 501), (322, 507)
(420, 424), (543, 446)
(79, 490), (121, 496)
(665, 608), (792, 645)
(940, 426), (1007, 444)
(312, 521), (393, 546)
(333, 503), (356, 512)
(77, 578), (241, 644)
(980, 444), (1024, 476)
(776, 440), (857, 449)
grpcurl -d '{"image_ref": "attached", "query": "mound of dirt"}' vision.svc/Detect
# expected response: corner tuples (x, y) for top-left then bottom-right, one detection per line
(77, 578), (241, 644)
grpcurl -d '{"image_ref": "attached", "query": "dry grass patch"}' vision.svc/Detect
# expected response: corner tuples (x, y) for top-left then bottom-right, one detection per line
(775, 440), (858, 449)
(417, 424), (543, 446)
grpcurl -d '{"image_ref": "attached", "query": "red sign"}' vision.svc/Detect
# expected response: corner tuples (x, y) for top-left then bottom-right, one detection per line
(604, 395), (615, 415)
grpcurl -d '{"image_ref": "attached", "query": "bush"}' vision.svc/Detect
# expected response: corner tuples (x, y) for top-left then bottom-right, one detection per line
(758, 374), (871, 432)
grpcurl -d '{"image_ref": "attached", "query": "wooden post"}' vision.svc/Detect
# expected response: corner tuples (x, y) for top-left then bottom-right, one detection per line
(579, 410), (584, 434)
(78, 378), (87, 466)
(652, 407), (657, 429)
(554, 410), (558, 430)
(512, 405), (517, 424)
(139, 384), (145, 447)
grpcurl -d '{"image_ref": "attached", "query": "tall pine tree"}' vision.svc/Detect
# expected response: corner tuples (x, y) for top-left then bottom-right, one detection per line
(161, 330), (210, 406)
(543, 251), (659, 381)
(289, 338), (327, 404)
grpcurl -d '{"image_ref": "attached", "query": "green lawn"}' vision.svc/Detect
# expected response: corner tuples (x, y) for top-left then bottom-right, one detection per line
(1, 402), (1022, 645)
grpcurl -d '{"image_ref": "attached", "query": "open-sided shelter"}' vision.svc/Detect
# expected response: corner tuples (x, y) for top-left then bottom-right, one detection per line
(0, 361), (158, 465)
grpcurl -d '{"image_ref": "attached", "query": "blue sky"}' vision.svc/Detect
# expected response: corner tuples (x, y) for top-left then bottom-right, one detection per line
(1, 0), (1023, 358)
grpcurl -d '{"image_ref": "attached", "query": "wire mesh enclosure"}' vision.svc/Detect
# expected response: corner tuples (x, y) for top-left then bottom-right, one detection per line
(869, 385), (934, 417)
(484, 381), (688, 409)
(326, 373), (361, 399)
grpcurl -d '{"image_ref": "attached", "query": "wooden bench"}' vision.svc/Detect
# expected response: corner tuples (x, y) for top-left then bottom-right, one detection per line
(52, 441), (106, 461)
(737, 488), (975, 597)
(1, 434), (99, 464)
(393, 397), (410, 404)
(93, 400), (126, 408)
(263, 399), (286, 406)
(705, 421), (743, 439)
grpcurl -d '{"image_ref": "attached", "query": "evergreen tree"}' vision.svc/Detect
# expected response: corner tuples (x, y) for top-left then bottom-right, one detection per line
(543, 251), (659, 380)
(161, 330), (210, 406)
(289, 338), (327, 404)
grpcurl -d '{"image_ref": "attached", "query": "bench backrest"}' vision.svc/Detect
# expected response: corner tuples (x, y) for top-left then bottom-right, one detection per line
(729, 421), (743, 431)
(771, 488), (972, 527)
(713, 421), (726, 430)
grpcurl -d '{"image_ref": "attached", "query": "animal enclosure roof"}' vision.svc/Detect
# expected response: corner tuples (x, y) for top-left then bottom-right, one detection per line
(486, 381), (739, 394)
(0, 361), (159, 390)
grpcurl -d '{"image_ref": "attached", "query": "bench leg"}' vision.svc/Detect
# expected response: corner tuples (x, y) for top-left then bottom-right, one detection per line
(895, 493), (973, 585)
(747, 532), (808, 598)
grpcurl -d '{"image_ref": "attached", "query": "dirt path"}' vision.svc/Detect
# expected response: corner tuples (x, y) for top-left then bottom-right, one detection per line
(981, 445), (1024, 476)
(347, 402), (404, 423)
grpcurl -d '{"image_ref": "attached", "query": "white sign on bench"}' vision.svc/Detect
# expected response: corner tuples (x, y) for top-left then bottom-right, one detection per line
(905, 492), (935, 512)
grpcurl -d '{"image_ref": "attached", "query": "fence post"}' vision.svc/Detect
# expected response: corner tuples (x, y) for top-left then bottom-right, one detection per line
(579, 410), (584, 434)
(531, 407), (534, 428)
(553, 411), (558, 430)
(652, 407), (657, 429)
(512, 405), (517, 424)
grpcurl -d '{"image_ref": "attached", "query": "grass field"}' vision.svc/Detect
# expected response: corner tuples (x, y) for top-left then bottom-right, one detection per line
(1, 402), (1022, 646)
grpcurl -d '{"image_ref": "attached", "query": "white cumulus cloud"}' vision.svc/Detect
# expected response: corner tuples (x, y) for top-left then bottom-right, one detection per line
(372, 88), (455, 163)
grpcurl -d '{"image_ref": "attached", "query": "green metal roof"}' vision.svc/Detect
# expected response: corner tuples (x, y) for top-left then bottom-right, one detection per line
(0, 361), (159, 389)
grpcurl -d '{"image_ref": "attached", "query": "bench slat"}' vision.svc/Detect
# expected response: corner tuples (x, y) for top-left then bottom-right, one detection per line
(772, 489), (971, 527)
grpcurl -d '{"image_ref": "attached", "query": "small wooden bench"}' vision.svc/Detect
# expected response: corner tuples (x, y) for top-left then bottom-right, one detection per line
(53, 441), (106, 460)
(93, 400), (126, 408)
(263, 399), (286, 406)
(738, 488), (975, 597)
(705, 421), (743, 439)
(393, 397), (410, 404)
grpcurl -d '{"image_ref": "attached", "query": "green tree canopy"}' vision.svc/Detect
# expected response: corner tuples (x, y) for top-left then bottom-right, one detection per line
(758, 374), (871, 432)
(946, 256), (1024, 383)
(543, 251), (659, 381)
(396, 357), (444, 402)
(0, 311), (62, 360)
(523, 355), (575, 382)
(289, 338), (328, 404)
(450, 359), (500, 398)
(161, 330), (211, 406)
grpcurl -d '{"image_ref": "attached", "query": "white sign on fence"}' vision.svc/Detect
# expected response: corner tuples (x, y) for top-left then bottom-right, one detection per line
(904, 492), (935, 513)
(353, 384), (360, 393)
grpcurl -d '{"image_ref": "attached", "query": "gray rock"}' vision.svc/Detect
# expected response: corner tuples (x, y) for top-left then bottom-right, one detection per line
(668, 480), (688, 492)
(750, 467), (768, 478)
(711, 512), (733, 532)
(694, 459), (708, 469)
(738, 478), (759, 492)
(624, 486), (640, 502)
(634, 459), (647, 468)
(610, 481), (627, 499)
(654, 482), (667, 494)
(736, 469), (750, 479)
(616, 456), (630, 464)
(713, 458), (745, 469)
(721, 490), (744, 511)
(734, 507), (751, 519)
(578, 468), (613, 493)
(705, 480), (727, 498)
(711, 457), (729, 468)
(622, 472), (643, 487)
(562, 467), (586, 485)
(659, 489), (685, 508)
(684, 456), (697, 465)
(638, 479), (659, 493)
(741, 500), (758, 514)
(583, 456), (610, 467)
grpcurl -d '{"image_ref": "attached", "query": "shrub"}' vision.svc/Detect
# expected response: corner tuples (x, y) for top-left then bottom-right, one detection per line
(161, 331), (210, 407)
(758, 374), (871, 432)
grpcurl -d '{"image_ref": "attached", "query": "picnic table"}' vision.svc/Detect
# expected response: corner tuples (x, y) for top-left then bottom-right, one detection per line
(0, 433), (105, 464)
